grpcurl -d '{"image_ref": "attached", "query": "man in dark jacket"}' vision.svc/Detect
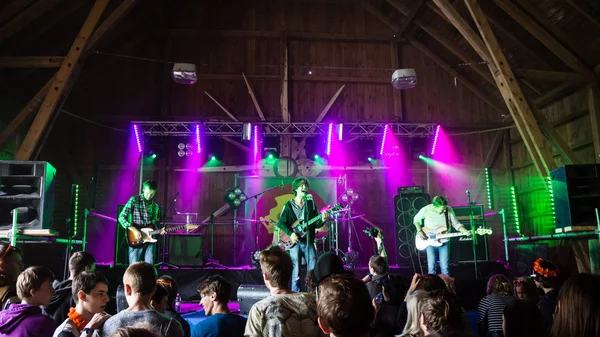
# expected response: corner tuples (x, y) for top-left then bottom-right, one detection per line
(44, 251), (96, 324)
(277, 177), (328, 292)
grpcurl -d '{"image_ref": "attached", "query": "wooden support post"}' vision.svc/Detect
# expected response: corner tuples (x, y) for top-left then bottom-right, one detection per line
(0, 56), (65, 68)
(589, 85), (600, 163)
(15, 0), (110, 160)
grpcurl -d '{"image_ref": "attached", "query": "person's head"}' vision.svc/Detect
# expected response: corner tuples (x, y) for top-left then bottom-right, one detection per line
(16, 266), (55, 306)
(502, 300), (546, 337)
(432, 196), (448, 214)
(486, 274), (512, 296)
(512, 277), (538, 304)
(313, 252), (347, 284)
(368, 255), (388, 275)
(73, 271), (109, 314)
(317, 274), (374, 337)
(438, 274), (456, 294)
(150, 283), (169, 314)
(419, 290), (463, 335)
(0, 242), (23, 283)
(197, 275), (232, 316)
(403, 291), (426, 337)
(69, 251), (96, 278)
(552, 273), (600, 337)
(292, 177), (309, 197)
(532, 258), (560, 290)
(157, 275), (178, 309)
(259, 245), (292, 289)
(123, 262), (157, 299)
(142, 180), (158, 201)
(415, 274), (447, 292)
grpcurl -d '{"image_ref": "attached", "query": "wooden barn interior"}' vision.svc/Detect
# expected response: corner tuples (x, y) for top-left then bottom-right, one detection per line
(1, 0), (600, 312)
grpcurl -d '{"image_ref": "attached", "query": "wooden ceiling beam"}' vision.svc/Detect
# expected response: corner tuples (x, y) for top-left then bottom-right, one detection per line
(492, 0), (598, 87)
(395, 0), (426, 37)
(359, 0), (402, 32)
(0, 0), (36, 27)
(567, 0), (600, 31)
(0, 56), (64, 68)
(515, 69), (585, 82)
(533, 80), (586, 108)
(0, 0), (62, 45)
(167, 29), (396, 43)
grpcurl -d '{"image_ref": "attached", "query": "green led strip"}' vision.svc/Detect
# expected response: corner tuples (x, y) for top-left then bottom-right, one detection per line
(510, 186), (521, 235)
(547, 176), (555, 225)
(485, 168), (494, 209)
(73, 184), (79, 237)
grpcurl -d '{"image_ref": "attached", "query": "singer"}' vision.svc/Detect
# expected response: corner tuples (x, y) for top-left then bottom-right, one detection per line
(276, 177), (328, 292)
(118, 180), (166, 264)
(413, 196), (471, 275)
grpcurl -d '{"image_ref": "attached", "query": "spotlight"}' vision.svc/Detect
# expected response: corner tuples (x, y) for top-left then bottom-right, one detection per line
(185, 143), (192, 150)
(314, 154), (320, 159)
(172, 63), (197, 84)
(367, 157), (374, 162)
(178, 143), (186, 150)
(340, 188), (359, 205)
(418, 154), (425, 160)
(224, 186), (248, 208)
(151, 153), (157, 159)
(133, 124), (143, 153)
(177, 150), (186, 157)
(268, 154), (274, 159)
(392, 68), (418, 89)
(210, 155), (217, 161)
(242, 122), (252, 141)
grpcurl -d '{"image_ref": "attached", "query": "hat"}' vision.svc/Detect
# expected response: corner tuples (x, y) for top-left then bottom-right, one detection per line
(313, 252), (346, 284)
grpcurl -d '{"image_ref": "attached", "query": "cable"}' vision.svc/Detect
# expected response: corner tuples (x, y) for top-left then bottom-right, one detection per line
(448, 125), (516, 136)
(60, 108), (127, 133)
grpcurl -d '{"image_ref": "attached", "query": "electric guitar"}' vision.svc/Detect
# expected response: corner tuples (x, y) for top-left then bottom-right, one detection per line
(127, 224), (199, 248)
(279, 203), (344, 251)
(415, 226), (492, 251)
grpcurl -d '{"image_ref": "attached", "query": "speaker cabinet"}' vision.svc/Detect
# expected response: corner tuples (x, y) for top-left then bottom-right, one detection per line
(450, 205), (489, 263)
(237, 284), (270, 315)
(168, 234), (204, 266)
(550, 164), (600, 233)
(0, 161), (55, 230)
(394, 193), (430, 266)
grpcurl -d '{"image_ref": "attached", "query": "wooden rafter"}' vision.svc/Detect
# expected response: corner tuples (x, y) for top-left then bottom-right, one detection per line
(0, 56), (64, 68)
(515, 69), (585, 83)
(395, 0), (425, 37)
(589, 86), (600, 163)
(242, 72), (267, 121)
(434, 0), (556, 180)
(0, 1), (36, 26)
(567, 0), (600, 31)
(0, 0), (62, 45)
(15, 0), (110, 160)
(492, 0), (598, 87)
(167, 29), (396, 43)
(204, 92), (239, 122)
(203, 92), (250, 153)
(533, 81), (586, 108)
(360, 0), (401, 32)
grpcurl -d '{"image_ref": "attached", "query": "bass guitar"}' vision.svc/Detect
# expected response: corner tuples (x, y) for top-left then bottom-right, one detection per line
(127, 224), (199, 248)
(279, 203), (344, 251)
(415, 226), (492, 251)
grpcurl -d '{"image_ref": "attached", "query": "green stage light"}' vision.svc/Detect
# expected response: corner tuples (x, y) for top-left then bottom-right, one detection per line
(418, 154), (425, 159)
(151, 154), (157, 159)
(211, 156), (216, 161)
(367, 157), (374, 162)
(314, 154), (320, 159)
(268, 154), (274, 159)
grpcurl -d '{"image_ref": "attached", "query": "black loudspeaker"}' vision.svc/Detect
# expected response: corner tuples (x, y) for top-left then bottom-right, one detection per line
(0, 161), (55, 230)
(450, 205), (488, 263)
(168, 234), (204, 266)
(115, 205), (128, 266)
(395, 193), (430, 266)
(237, 284), (270, 315)
(550, 165), (600, 233)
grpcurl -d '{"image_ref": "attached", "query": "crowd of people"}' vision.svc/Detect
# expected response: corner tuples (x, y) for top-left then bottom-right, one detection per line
(0, 240), (599, 337)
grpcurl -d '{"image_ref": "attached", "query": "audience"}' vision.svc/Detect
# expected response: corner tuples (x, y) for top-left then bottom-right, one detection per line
(531, 258), (560, 333)
(551, 273), (600, 337)
(54, 271), (110, 337)
(512, 277), (538, 305)
(420, 290), (466, 336)
(370, 274), (406, 337)
(156, 275), (190, 337)
(316, 274), (374, 337)
(437, 274), (455, 295)
(95, 262), (183, 337)
(195, 275), (246, 337)
(401, 290), (425, 337)
(109, 325), (159, 337)
(46, 251), (96, 324)
(502, 300), (546, 337)
(0, 243), (24, 310)
(477, 274), (514, 337)
(0, 266), (57, 337)
(364, 255), (390, 299)
(244, 245), (320, 337)
(149, 284), (169, 314)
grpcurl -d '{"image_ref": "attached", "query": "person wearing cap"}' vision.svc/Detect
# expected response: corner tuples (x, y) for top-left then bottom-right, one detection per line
(531, 258), (560, 332)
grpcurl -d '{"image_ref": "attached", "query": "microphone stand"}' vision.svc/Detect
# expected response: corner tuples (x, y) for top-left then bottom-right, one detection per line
(155, 192), (179, 269)
(467, 191), (479, 279)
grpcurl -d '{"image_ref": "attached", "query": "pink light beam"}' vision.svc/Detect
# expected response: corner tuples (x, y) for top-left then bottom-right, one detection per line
(195, 124), (201, 154)
(326, 123), (333, 156)
(380, 124), (389, 156)
(431, 124), (440, 155)
(133, 124), (142, 153)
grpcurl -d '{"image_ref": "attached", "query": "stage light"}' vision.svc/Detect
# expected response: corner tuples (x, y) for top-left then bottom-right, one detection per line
(172, 63), (197, 84)
(510, 186), (521, 235)
(178, 143), (185, 150)
(268, 154), (274, 159)
(133, 124), (142, 153)
(242, 122), (252, 141)
(253, 125), (259, 163)
(326, 123), (333, 156)
(368, 157), (374, 162)
(418, 154), (425, 160)
(314, 154), (320, 159)
(340, 187), (359, 205)
(151, 153), (157, 159)
(431, 125), (440, 155)
(224, 186), (248, 209)
(196, 124), (201, 154)
(380, 124), (389, 156)
(337, 123), (343, 141)
(211, 155), (217, 161)
(71, 184), (79, 237)
(547, 176), (555, 226)
(485, 168), (494, 209)
(177, 150), (185, 157)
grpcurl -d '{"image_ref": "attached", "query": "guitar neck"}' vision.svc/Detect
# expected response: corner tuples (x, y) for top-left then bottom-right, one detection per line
(150, 225), (190, 235)
(435, 232), (468, 239)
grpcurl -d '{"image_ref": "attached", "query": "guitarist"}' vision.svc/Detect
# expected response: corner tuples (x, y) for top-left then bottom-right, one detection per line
(277, 177), (328, 292)
(118, 180), (165, 264)
(413, 196), (471, 276)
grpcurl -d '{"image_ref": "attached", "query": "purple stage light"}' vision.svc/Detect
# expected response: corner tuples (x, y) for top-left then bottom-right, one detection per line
(431, 124), (440, 155)
(253, 125), (259, 163)
(133, 124), (142, 153)
(379, 124), (389, 156)
(337, 123), (343, 141)
(196, 124), (201, 154)
(326, 123), (333, 156)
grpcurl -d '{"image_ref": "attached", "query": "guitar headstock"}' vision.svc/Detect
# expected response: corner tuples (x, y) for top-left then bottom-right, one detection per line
(324, 203), (345, 214)
(475, 227), (493, 235)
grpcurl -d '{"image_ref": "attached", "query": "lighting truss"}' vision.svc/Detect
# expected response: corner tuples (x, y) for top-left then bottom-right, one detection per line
(132, 121), (436, 138)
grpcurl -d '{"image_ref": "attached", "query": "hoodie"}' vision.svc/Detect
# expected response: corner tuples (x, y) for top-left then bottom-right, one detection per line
(45, 279), (73, 324)
(0, 303), (56, 337)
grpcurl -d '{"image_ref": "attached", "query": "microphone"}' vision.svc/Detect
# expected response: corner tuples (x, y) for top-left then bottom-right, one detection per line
(305, 194), (313, 200)
(173, 191), (180, 201)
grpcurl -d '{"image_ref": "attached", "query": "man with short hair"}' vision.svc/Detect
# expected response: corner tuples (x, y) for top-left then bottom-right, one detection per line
(119, 180), (164, 264)
(316, 274), (374, 337)
(245, 246), (321, 337)
(95, 262), (183, 337)
(46, 251), (96, 323)
(364, 255), (389, 299)
(419, 290), (466, 336)
(0, 266), (57, 337)
(195, 275), (246, 337)
(53, 271), (110, 337)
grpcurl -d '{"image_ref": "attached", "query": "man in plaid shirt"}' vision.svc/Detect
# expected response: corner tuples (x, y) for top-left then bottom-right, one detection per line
(118, 180), (164, 264)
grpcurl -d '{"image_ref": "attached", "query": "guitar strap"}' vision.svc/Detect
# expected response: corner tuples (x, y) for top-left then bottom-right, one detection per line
(444, 210), (450, 231)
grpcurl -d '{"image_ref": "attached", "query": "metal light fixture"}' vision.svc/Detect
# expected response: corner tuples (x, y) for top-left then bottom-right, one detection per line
(224, 186), (248, 208)
(340, 188), (360, 205)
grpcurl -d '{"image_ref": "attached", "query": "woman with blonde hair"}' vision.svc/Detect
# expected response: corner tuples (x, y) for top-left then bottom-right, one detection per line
(477, 274), (514, 337)
(400, 291), (425, 337)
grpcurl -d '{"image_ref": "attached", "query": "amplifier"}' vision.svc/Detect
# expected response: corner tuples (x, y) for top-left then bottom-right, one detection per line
(398, 186), (425, 194)
(453, 205), (484, 221)
(237, 284), (270, 314)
